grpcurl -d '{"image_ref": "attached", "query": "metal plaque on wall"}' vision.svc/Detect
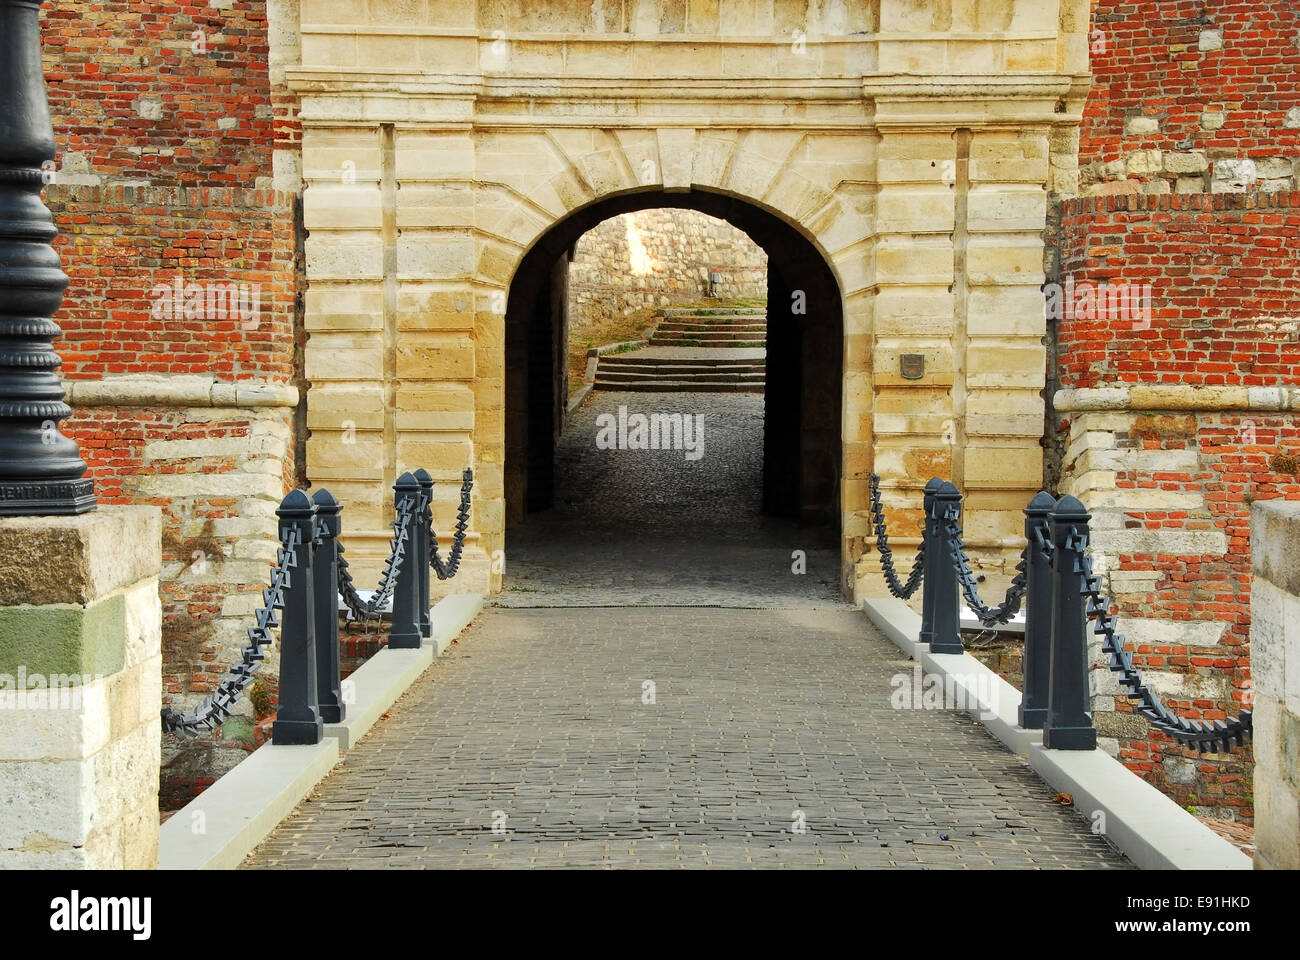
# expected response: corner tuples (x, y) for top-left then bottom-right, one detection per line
(900, 354), (925, 380)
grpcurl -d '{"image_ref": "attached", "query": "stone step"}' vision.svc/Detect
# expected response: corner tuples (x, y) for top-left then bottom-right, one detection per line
(659, 308), (766, 318)
(647, 330), (759, 343)
(656, 315), (768, 325)
(597, 369), (766, 383)
(599, 366), (767, 379)
(594, 379), (766, 392)
(650, 339), (767, 348)
(655, 322), (768, 333)
(598, 355), (765, 368)
(600, 361), (769, 372)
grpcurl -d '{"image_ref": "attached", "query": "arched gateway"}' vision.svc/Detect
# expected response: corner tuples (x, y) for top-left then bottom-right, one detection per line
(293, 1), (1089, 598)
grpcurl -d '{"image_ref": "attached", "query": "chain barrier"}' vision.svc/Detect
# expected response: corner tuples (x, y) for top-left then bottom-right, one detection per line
(1068, 525), (1252, 754)
(161, 525), (300, 737)
(940, 502), (1028, 626)
(337, 492), (419, 622)
(430, 467), (473, 581)
(867, 473), (925, 599)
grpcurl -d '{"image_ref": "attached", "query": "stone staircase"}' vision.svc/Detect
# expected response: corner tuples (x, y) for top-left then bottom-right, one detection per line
(649, 308), (767, 348)
(593, 308), (766, 393)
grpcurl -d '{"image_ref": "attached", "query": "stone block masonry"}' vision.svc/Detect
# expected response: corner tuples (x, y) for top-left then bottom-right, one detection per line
(568, 209), (767, 328)
(1250, 500), (1300, 869)
(38, 0), (304, 804)
(0, 508), (163, 869)
(45, 180), (300, 807)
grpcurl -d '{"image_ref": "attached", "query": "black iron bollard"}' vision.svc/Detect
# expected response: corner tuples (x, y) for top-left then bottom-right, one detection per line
(388, 471), (423, 649)
(0, 0), (95, 515)
(925, 481), (964, 655)
(1018, 491), (1057, 730)
(414, 468), (433, 639)
(1043, 494), (1097, 750)
(272, 490), (323, 745)
(917, 477), (944, 645)
(311, 488), (345, 724)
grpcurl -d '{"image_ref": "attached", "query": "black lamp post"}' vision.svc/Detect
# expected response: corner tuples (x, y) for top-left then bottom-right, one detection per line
(0, 0), (95, 515)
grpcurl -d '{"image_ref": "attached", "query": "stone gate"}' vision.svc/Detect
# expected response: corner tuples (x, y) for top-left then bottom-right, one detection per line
(285, 0), (1089, 597)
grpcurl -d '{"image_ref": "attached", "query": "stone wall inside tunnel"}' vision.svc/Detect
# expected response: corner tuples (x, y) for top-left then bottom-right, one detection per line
(569, 208), (768, 329)
(289, 0), (1092, 599)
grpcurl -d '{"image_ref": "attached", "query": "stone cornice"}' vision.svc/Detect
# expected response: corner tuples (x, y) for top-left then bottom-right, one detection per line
(65, 376), (299, 409)
(1055, 384), (1300, 413)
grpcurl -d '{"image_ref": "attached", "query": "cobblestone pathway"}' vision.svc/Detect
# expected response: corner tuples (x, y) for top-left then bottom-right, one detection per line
(243, 606), (1130, 869)
(244, 389), (1129, 869)
(497, 391), (844, 607)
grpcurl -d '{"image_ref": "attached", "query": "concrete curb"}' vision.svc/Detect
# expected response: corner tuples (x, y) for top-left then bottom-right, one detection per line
(860, 595), (1250, 870)
(1028, 744), (1251, 870)
(157, 593), (486, 869)
(588, 339), (648, 356)
(568, 382), (593, 414)
(157, 739), (338, 870)
(326, 593), (486, 749)
(863, 596), (1036, 755)
(429, 593), (485, 655)
(326, 644), (433, 750)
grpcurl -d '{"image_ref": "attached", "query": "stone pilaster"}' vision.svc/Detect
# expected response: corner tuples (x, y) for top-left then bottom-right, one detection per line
(1250, 500), (1300, 870)
(0, 506), (162, 868)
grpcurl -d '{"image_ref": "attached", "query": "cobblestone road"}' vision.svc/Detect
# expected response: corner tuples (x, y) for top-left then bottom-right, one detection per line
(243, 607), (1130, 869)
(498, 391), (845, 607)
(244, 390), (1128, 869)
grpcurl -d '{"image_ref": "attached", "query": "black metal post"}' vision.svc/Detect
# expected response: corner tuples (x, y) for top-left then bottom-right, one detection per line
(0, 0), (95, 515)
(311, 488), (345, 724)
(388, 471), (422, 649)
(1019, 491), (1057, 730)
(917, 477), (944, 645)
(926, 481), (964, 655)
(1043, 494), (1097, 750)
(414, 468), (433, 639)
(272, 490), (323, 745)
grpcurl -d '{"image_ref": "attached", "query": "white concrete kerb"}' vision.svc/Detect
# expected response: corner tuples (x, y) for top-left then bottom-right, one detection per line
(158, 593), (485, 869)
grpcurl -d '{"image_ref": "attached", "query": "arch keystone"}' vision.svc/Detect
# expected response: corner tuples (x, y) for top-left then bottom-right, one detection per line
(656, 128), (695, 192)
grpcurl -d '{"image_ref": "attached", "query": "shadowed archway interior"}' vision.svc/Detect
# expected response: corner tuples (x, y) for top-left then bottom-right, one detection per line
(504, 188), (844, 598)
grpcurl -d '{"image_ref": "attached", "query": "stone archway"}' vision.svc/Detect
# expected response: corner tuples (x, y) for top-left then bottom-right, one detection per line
(502, 187), (844, 554)
(289, 1), (1089, 600)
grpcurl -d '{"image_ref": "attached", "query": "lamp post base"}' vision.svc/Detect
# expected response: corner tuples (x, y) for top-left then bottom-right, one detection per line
(0, 478), (96, 516)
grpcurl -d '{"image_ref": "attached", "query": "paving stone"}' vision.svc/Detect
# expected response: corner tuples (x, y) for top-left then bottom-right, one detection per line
(242, 606), (1130, 870)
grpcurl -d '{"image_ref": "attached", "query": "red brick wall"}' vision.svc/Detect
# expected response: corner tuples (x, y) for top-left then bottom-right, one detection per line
(1055, 198), (1300, 818)
(40, 0), (276, 184)
(50, 184), (296, 381)
(38, 2), (302, 804)
(1084, 1), (1300, 184)
(1057, 192), (1300, 389)
(1057, 0), (1300, 821)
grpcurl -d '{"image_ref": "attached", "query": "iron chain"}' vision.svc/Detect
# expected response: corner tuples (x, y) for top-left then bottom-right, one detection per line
(1070, 524), (1251, 754)
(161, 525), (301, 737)
(867, 474), (925, 600)
(338, 492), (419, 622)
(430, 468), (473, 581)
(940, 503), (1028, 626)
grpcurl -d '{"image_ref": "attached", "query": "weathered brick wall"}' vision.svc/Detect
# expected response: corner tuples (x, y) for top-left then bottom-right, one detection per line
(569, 209), (768, 328)
(40, 1), (302, 805)
(1057, 193), (1300, 389)
(40, 0), (277, 186)
(1081, 1), (1300, 196)
(51, 184), (296, 380)
(1058, 0), (1300, 821)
